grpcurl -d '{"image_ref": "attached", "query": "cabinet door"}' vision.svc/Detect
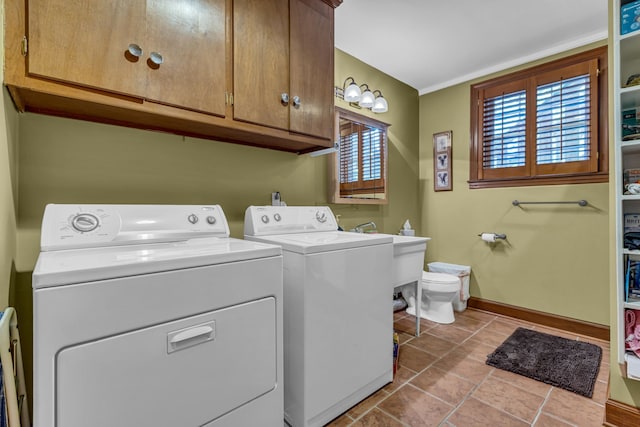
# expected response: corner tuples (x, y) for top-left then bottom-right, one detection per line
(233, 0), (290, 130)
(28, 0), (147, 98)
(146, 0), (227, 116)
(290, 0), (335, 140)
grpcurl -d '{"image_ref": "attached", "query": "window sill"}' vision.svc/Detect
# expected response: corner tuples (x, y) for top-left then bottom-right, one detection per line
(468, 172), (609, 189)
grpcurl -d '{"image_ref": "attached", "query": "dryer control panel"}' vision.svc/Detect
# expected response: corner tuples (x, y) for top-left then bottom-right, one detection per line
(40, 204), (230, 251)
(244, 206), (338, 236)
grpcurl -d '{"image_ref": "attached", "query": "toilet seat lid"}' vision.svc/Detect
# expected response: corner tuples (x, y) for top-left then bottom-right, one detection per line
(422, 271), (460, 289)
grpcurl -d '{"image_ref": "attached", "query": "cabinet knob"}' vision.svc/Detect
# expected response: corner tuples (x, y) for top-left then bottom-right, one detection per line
(281, 93), (289, 105)
(292, 96), (301, 108)
(127, 43), (143, 58)
(149, 52), (164, 65)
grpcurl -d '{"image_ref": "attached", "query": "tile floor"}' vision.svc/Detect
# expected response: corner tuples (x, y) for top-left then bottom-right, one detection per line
(325, 308), (610, 427)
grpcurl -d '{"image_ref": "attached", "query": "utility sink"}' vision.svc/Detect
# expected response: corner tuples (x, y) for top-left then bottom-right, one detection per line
(376, 234), (430, 336)
(348, 232), (430, 287)
(390, 235), (430, 287)
(372, 234), (430, 287)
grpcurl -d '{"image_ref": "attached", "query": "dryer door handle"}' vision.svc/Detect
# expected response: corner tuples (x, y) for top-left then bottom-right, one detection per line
(167, 322), (215, 354)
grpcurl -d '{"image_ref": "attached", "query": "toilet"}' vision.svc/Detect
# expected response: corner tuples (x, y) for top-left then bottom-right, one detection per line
(405, 271), (461, 324)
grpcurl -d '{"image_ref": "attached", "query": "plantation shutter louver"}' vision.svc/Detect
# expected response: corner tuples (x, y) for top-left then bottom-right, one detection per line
(339, 124), (358, 184)
(533, 58), (598, 176)
(338, 118), (386, 195)
(536, 74), (591, 165)
(477, 80), (529, 180)
(362, 127), (383, 181)
(482, 89), (527, 169)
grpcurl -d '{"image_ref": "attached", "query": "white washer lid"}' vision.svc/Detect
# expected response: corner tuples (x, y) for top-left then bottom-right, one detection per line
(422, 271), (460, 284)
(246, 231), (392, 254)
(33, 237), (281, 288)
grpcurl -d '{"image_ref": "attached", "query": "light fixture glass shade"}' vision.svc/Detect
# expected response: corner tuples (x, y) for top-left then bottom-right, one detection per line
(359, 89), (375, 108)
(344, 83), (362, 102)
(371, 95), (388, 113)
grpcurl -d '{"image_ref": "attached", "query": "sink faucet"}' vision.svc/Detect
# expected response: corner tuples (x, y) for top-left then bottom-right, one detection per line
(352, 221), (377, 233)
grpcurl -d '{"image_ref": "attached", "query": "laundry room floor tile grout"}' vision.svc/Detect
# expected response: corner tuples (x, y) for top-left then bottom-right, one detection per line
(324, 308), (609, 427)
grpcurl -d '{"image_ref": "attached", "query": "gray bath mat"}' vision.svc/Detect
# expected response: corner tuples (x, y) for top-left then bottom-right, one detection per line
(486, 327), (602, 398)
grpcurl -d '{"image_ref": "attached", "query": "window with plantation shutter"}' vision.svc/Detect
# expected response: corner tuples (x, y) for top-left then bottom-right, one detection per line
(340, 131), (359, 183)
(362, 127), (383, 181)
(335, 107), (388, 197)
(483, 87), (527, 173)
(470, 47), (608, 188)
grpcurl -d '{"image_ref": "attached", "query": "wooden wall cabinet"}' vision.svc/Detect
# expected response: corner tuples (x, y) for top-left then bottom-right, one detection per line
(28, 0), (227, 116)
(233, 0), (335, 140)
(4, 0), (342, 153)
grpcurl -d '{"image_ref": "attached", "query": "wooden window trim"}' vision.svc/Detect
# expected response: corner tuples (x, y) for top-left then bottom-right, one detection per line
(469, 46), (608, 189)
(336, 107), (389, 194)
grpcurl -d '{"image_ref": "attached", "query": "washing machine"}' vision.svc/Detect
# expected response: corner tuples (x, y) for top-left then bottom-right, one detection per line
(244, 206), (393, 427)
(32, 204), (283, 427)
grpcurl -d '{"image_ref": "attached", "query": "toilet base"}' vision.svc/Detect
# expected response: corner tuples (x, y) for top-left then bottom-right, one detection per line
(406, 301), (455, 325)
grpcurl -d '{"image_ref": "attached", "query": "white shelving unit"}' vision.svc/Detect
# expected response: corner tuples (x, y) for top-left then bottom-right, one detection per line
(615, 0), (640, 377)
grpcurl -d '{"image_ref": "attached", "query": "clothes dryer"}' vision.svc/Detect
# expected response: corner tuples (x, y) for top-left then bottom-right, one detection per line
(33, 204), (283, 427)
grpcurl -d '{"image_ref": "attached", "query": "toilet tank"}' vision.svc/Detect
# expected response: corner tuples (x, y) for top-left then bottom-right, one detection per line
(390, 235), (430, 287)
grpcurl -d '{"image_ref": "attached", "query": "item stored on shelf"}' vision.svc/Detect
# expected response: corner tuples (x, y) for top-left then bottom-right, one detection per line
(625, 215), (640, 253)
(622, 0), (640, 35)
(623, 108), (640, 141)
(625, 232), (640, 251)
(624, 169), (640, 193)
(624, 309), (640, 357)
(627, 73), (640, 87)
(626, 257), (640, 302)
(625, 214), (640, 232)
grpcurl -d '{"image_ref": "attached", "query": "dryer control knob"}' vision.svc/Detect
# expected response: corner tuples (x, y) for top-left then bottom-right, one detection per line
(188, 214), (199, 224)
(71, 213), (100, 233)
(206, 216), (217, 225)
(261, 215), (270, 224)
(274, 213), (282, 222)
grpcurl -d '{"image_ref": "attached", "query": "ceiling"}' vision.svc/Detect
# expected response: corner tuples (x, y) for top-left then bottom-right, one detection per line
(334, 0), (608, 95)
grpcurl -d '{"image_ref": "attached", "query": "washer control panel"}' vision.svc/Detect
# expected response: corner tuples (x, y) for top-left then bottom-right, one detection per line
(40, 204), (230, 251)
(244, 206), (338, 236)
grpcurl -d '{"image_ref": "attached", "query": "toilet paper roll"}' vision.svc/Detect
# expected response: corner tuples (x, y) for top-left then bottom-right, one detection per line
(481, 233), (496, 243)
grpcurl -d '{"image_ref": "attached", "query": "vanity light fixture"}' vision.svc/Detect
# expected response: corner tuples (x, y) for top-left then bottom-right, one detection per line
(335, 77), (388, 113)
(371, 90), (388, 113)
(358, 84), (375, 108)
(343, 77), (362, 102)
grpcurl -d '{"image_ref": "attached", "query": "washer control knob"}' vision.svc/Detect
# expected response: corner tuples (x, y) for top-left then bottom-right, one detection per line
(261, 215), (270, 224)
(316, 211), (327, 223)
(188, 214), (199, 224)
(71, 213), (100, 233)
(206, 216), (217, 225)
(274, 213), (282, 222)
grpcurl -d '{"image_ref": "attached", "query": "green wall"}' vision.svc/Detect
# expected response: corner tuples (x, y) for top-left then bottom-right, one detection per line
(0, 93), (17, 309)
(0, 0), (19, 309)
(419, 41), (610, 327)
(333, 49), (421, 235)
(1, 90), (18, 307)
(14, 49), (420, 272)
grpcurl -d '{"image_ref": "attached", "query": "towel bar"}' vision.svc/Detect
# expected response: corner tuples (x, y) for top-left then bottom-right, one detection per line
(512, 199), (588, 207)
